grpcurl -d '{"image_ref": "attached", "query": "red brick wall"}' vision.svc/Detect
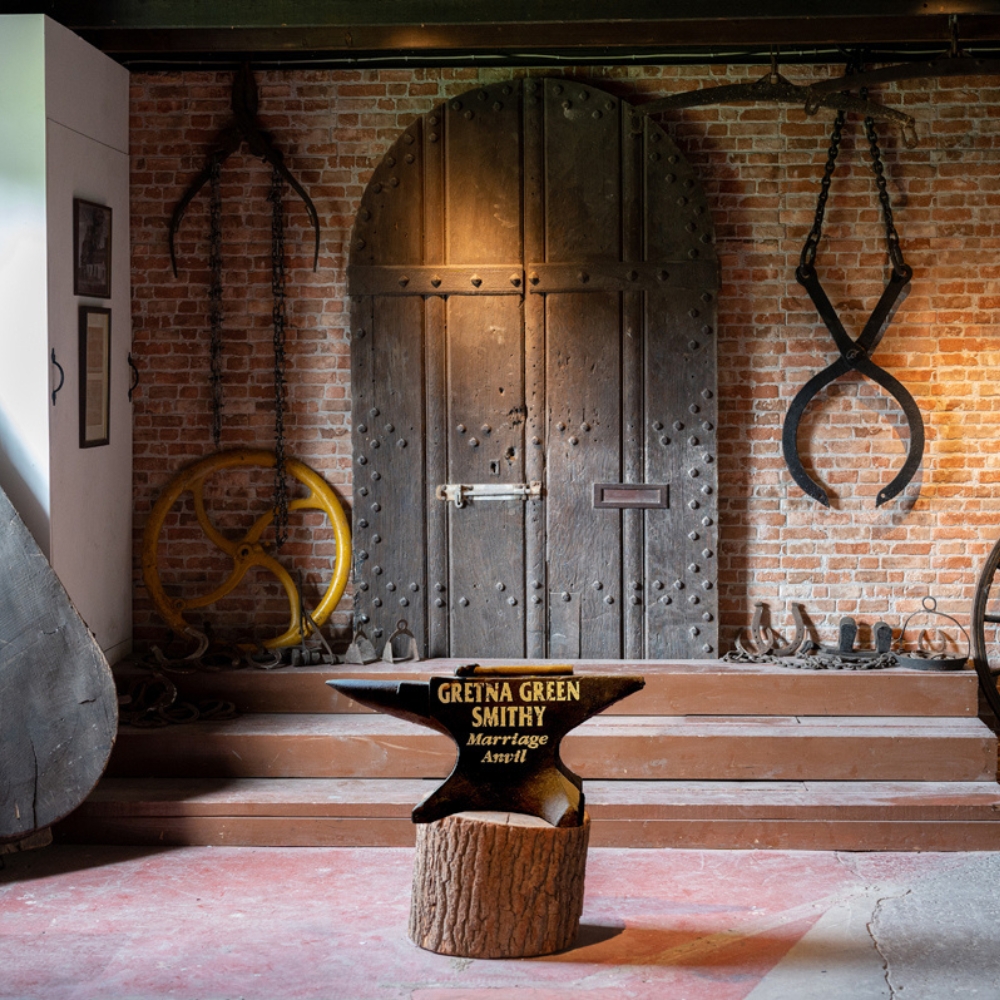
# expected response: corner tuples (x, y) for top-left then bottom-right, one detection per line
(130, 64), (1000, 655)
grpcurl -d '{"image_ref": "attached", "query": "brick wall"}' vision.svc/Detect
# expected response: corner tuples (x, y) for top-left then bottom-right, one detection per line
(129, 64), (1000, 655)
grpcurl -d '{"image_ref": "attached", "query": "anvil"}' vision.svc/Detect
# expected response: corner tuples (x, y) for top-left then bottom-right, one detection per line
(328, 665), (644, 828)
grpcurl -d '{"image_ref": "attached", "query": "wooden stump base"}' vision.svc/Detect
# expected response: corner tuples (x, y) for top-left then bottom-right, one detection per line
(409, 810), (590, 958)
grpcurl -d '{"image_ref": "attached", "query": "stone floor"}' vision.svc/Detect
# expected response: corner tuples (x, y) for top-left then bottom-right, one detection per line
(1, 844), (998, 999)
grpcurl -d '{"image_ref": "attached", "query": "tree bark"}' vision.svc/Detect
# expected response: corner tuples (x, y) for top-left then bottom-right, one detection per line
(409, 810), (590, 958)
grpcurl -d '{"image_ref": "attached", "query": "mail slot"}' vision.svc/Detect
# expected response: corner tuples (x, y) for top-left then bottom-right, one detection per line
(593, 483), (669, 509)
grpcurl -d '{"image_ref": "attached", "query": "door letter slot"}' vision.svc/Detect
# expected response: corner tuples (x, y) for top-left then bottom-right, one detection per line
(593, 483), (668, 509)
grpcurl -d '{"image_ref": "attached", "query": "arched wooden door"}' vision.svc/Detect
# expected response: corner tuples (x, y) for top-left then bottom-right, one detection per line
(349, 78), (719, 660)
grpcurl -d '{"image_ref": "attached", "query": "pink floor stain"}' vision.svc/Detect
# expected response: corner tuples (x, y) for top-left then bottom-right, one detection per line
(0, 844), (955, 1000)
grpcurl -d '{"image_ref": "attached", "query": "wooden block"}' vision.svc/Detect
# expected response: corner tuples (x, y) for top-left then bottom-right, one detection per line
(409, 811), (590, 958)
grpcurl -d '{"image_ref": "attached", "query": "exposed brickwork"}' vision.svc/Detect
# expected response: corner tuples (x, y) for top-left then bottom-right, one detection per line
(130, 64), (1000, 655)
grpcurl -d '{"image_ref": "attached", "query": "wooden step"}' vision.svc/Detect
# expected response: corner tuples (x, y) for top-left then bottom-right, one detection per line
(105, 713), (997, 782)
(155, 660), (979, 717)
(58, 777), (1000, 851)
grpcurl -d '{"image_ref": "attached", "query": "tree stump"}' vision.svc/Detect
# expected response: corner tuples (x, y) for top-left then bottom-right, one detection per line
(409, 810), (590, 958)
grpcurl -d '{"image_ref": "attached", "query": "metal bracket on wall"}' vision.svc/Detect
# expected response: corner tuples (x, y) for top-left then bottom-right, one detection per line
(50, 349), (65, 406)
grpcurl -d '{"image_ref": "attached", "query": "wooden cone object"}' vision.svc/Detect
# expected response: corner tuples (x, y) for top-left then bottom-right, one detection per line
(0, 485), (117, 843)
(409, 810), (590, 958)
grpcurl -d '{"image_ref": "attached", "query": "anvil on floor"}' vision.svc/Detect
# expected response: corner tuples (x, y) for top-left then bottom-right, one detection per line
(328, 665), (644, 828)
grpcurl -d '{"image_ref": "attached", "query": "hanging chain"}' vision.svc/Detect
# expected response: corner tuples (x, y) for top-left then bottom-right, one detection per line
(208, 159), (224, 448)
(799, 109), (846, 272)
(269, 165), (290, 549)
(861, 88), (908, 275)
(801, 78), (907, 275)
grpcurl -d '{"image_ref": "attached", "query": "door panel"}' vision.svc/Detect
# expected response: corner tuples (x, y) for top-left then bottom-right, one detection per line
(545, 291), (623, 657)
(544, 80), (621, 261)
(444, 85), (522, 263)
(348, 79), (719, 659)
(446, 294), (526, 656)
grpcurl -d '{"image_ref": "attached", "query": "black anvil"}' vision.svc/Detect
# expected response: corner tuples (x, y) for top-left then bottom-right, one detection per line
(328, 665), (644, 828)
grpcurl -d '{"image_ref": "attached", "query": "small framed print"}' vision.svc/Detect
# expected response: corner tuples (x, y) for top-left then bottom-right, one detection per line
(79, 306), (111, 448)
(73, 198), (112, 298)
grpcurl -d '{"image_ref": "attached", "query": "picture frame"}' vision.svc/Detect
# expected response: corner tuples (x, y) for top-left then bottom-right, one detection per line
(79, 306), (111, 448)
(73, 198), (112, 298)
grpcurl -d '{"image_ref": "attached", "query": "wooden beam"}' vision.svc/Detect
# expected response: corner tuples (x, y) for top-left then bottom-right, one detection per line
(7, 2), (1000, 62)
(13, 1), (996, 30)
(78, 18), (1000, 57)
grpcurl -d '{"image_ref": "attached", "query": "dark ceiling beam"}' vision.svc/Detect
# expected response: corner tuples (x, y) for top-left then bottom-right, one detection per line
(10, 1), (1000, 28)
(7, 1), (1000, 64)
(77, 17), (1000, 55)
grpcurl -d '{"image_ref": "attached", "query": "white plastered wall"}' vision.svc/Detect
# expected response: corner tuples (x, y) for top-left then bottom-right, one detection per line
(0, 15), (132, 661)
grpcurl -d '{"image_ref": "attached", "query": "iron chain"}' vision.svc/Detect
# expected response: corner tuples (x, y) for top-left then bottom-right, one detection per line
(862, 88), (907, 274)
(799, 108), (845, 272)
(269, 166), (290, 549)
(801, 83), (907, 275)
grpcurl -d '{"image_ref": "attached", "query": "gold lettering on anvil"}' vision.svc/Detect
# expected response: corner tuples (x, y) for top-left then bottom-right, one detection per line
(481, 749), (530, 764)
(470, 705), (547, 728)
(439, 680), (520, 705)
(467, 732), (550, 749)
(516, 679), (580, 702)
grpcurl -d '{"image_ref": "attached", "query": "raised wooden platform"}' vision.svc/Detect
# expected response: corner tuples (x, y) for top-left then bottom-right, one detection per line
(58, 659), (1000, 851)
(62, 777), (1000, 851)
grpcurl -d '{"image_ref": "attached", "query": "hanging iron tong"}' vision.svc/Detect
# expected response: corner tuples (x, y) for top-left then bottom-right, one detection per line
(781, 108), (925, 508)
(168, 63), (320, 276)
(785, 259), (923, 508)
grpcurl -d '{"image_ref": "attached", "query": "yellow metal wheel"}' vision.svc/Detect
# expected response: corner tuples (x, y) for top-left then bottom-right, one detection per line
(142, 449), (350, 649)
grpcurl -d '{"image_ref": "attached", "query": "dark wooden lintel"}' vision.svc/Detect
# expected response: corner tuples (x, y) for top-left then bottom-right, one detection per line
(78, 16), (1000, 58)
(8, 2), (1000, 62)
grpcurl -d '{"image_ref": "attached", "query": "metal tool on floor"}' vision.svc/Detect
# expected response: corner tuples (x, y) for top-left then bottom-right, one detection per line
(895, 596), (969, 671)
(819, 617), (893, 661)
(344, 627), (379, 665)
(726, 602), (900, 670)
(381, 619), (421, 664)
(734, 601), (810, 658)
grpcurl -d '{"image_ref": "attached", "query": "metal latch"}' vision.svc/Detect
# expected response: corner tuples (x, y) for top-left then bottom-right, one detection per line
(435, 482), (542, 509)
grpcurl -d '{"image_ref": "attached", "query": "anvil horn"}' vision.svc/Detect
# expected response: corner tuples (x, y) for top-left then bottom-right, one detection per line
(326, 679), (448, 735)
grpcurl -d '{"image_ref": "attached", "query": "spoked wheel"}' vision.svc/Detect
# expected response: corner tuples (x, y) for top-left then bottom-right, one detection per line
(142, 449), (350, 649)
(971, 534), (1000, 718)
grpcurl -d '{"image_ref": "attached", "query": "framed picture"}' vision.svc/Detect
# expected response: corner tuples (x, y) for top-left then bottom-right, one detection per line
(73, 198), (112, 298)
(79, 306), (111, 448)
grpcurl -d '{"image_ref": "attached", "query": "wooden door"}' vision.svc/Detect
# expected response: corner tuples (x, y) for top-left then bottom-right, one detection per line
(349, 78), (718, 660)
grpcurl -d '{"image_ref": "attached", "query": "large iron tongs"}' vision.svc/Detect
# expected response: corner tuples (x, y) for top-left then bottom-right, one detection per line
(168, 64), (320, 276)
(782, 261), (925, 508)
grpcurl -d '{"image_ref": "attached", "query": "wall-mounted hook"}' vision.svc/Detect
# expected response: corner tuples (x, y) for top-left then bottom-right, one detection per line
(128, 352), (140, 402)
(50, 349), (65, 406)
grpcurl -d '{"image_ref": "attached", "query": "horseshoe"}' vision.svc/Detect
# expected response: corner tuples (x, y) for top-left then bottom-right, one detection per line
(169, 64), (320, 276)
(737, 601), (808, 658)
(142, 449), (350, 649)
(782, 261), (925, 507)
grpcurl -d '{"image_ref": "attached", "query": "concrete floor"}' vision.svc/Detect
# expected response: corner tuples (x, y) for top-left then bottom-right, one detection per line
(1, 845), (998, 999)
